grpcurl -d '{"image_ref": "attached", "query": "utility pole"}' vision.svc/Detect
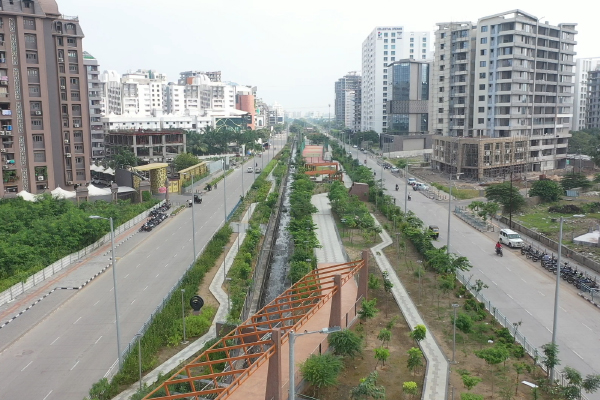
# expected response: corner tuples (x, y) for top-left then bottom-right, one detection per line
(509, 167), (513, 228)
(550, 217), (564, 381)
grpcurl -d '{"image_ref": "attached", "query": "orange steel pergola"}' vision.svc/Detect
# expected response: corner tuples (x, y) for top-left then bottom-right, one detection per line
(143, 259), (365, 400)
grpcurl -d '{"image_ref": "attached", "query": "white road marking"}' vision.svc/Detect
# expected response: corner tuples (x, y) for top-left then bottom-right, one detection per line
(521, 278), (527, 283)
(50, 337), (60, 345)
(21, 361), (32, 371)
(147, 254), (151, 258)
(538, 291), (545, 297)
(492, 281), (497, 286)
(582, 323), (592, 331)
(109, 287), (113, 292)
(143, 285), (148, 291)
(70, 360), (79, 371)
(124, 274), (129, 279)
(174, 253), (177, 257)
(573, 351), (584, 360)
(93, 300), (100, 306)
(164, 263), (169, 268)
(172, 232), (175, 236)
(178, 226), (182, 230)
(182, 246), (185, 249)
(73, 317), (82, 324)
(188, 238), (191, 242)
(525, 309), (533, 316)
(94, 336), (102, 344)
(136, 264), (140, 269)
(560, 306), (567, 312)
(155, 273), (160, 278)
(507, 294), (513, 299)
(131, 299), (136, 305)
(506, 267), (511, 272)
(43, 390), (53, 400)
(546, 327), (552, 333)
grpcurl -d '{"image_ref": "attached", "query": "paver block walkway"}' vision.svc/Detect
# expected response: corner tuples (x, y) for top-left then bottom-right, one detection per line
(311, 193), (347, 264)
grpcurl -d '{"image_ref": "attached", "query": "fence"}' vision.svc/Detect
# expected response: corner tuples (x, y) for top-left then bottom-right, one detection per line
(0, 201), (166, 308)
(496, 215), (600, 275)
(454, 206), (494, 232)
(455, 270), (589, 399)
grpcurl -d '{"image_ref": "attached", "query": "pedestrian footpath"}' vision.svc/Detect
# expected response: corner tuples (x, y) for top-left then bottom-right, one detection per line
(311, 193), (348, 263)
(112, 203), (257, 400)
(370, 216), (449, 400)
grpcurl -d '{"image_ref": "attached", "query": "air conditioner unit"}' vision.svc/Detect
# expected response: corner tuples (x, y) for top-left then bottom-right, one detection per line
(64, 139), (69, 144)
(60, 85), (66, 89)
(66, 153), (72, 157)
(37, 175), (45, 181)
(74, 124), (80, 128)
(34, 111), (42, 115)
(58, 57), (64, 62)
(2, 165), (8, 169)
(67, 181), (73, 185)
(0, 148), (5, 152)
(0, 132), (4, 136)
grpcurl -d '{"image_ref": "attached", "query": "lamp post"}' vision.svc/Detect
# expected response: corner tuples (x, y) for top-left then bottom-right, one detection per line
(89, 215), (122, 369)
(181, 289), (188, 344)
(223, 159), (227, 223)
(447, 171), (463, 254)
(452, 303), (460, 363)
(289, 326), (341, 400)
(135, 333), (143, 391)
(550, 217), (564, 381)
(183, 172), (197, 261)
(404, 164), (409, 214)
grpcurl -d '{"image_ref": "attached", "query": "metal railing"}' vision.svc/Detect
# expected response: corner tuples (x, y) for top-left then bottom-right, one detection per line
(453, 206), (494, 232)
(0, 201), (165, 309)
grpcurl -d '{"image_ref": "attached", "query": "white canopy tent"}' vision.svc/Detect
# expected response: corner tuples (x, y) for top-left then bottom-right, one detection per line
(87, 184), (112, 196)
(17, 190), (37, 202)
(51, 187), (76, 199)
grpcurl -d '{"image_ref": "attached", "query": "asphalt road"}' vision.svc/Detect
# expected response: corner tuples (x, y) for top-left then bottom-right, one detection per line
(335, 138), (600, 399)
(0, 134), (287, 400)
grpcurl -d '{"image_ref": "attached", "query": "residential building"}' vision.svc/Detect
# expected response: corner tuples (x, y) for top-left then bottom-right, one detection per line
(163, 82), (185, 114)
(587, 69), (600, 129)
(431, 10), (577, 179)
(0, 0), (92, 196)
(236, 87), (256, 130)
(120, 69), (166, 115)
(361, 27), (431, 133)
(574, 58), (600, 130)
(179, 70), (221, 83)
(334, 71), (361, 131)
(83, 52), (103, 161)
(268, 102), (284, 125)
(100, 70), (121, 115)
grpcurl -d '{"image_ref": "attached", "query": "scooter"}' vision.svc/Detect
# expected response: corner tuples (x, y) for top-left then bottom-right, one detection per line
(495, 247), (503, 257)
(408, 194), (412, 201)
(395, 185), (399, 191)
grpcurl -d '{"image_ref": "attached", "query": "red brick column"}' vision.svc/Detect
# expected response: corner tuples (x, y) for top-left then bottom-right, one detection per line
(265, 328), (283, 400)
(328, 275), (342, 329)
(357, 250), (369, 301)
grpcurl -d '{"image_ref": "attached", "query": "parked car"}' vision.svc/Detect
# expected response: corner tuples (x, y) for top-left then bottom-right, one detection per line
(353, 145), (358, 148)
(415, 182), (429, 191)
(247, 167), (254, 173)
(428, 225), (440, 239)
(499, 228), (524, 248)
(255, 167), (262, 173)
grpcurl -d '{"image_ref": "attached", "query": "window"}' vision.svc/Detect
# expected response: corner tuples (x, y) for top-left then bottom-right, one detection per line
(422, 49), (426, 53)
(67, 38), (76, 46)
(410, 38), (414, 42)
(423, 37), (427, 42)
(383, 57), (388, 61)
(70, 77), (78, 85)
(439, 87), (444, 92)
(439, 76), (445, 82)
(67, 50), (77, 59)
(25, 52), (38, 63)
(410, 43), (414, 48)
(29, 85), (40, 97)
(440, 44), (445, 50)
(69, 64), (78, 73)
(31, 119), (43, 130)
(384, 39), (388, 43)
(391, 51), (395, 55)
(410, 49), (414, 53)
(478, 118), (485, 123)
(71, 91), (80, 100)
(384, 45), (388, 49)
(30, 101), (41, 110)
(478, 107), (485, 112)
(383, 51), (388, 55)
(479, 84), (485, 90)
(440, 55), (445, 60)
(391, 39), (395, 43)
(478, 95), (485, 101)
(439, 97), (444, 103)
(423, 43), (427, 47)
(480, 38), (487, 44)
(391, 33), (395, 37)
(480, 61), (486, 67)
(23, 18), (35, 29)
(438, 108), (444, 113)
(481, 49), (487, 56)
(438, 118), (443, 123)
(384, 33), (388, 37)
(481, 26), (488, 32)
(479, 73), (486, 78)
(441, 33), (446, 38)
(440, 65), (445, 71)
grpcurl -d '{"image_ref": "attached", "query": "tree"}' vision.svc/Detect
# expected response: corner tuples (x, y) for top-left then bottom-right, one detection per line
(173, 153), (200, 172)
(407, 347), (424, 376)
(541, 342), (560, 380)
(107, 147), (138, 169)
(409, 324), (426, 344)
(403, 381), (418, 398)
(374, 346), (390, 368)
(474, 345), (510, 395)
(561, 173), (592, 190)
(561, 366), (600, 399)
(377, 328), (391, 348)
(350, 371), (386, 400)
(513, 362), (532, 395)
(461, 374), (482, 391)
(358, 298), (378, 326)
(382, 271), (394, 316)
(299, 353), (343, 397)
(328, 329), (363, 358)
(185, 131), (209, 155)
(484, 182), (526, 214)
(529, 179), (562, 202)
(368, 273), (381, 290)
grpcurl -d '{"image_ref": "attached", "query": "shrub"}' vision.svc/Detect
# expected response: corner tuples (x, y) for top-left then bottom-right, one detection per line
(461, 394), (484, 400)
(328, 329), (363, 358)
(455, 313), (474, 333)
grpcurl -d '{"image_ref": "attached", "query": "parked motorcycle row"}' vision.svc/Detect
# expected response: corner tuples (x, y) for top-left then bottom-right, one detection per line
(139, 203), (171, 232)
(520, 245), (599, 291)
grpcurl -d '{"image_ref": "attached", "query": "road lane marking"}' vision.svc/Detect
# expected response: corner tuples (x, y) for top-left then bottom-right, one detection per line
(583, 323), (592, 331)
(155, 273), (160, 278)
(174, 253), (177, 258)
(131, 299), (136, 305)
(147, 254), (151, 258)
(573, 351), (584, 360)
(172, 232), (175, 236)
(93, 300), (100, 306)
(50, 337), (60, 345)
(43, 390), (53, 400)
(94, 336), (102, 344)
(143, 286), (148, 291)
(560, 306), (567, 312)
(74, 316), (82, 324)
(70, 360), (79, 371)
(507, 294), (513, 299)
(521, 278), (527, 283)
(546, 327), (552, 333)
(136, 264), (140, 269)
(538, 291), (545, 297)
(189, 238), (191, 242)
(109, 287), (113, 292)
(21, 361), (32, 371)
(492, 281), (497, 286)
(525, 309), (533, 316)
(124, 274), (129, 279)
(506, 267), (512, 272)
(182, 246), (185, 249)
(164, 263), (169, 268)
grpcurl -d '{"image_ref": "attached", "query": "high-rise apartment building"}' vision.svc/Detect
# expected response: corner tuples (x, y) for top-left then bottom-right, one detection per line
(100, 70), (121, 115)
(587, 69), (600, 129)
(361, 27), (431, 133)
(334, 71), (361, 132)
(0, 0), (92, 196)
(574, 58), (600, 131)
(83, 52), (103, 161)
(120, 69), (166, 115)
(431, 10), (577, 179)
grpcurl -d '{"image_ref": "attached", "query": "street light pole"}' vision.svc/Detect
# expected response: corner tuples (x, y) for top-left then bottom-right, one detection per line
(550, 217), (564, 381)
(223, 159), (227, 223)
(289, 326), (341, 400)
(447, 171), (453, 254)
(187, 173), (197, 261)
(89, 216), (122, 369)
(404, 164), (408, 214)
(452, 303), (460, 363)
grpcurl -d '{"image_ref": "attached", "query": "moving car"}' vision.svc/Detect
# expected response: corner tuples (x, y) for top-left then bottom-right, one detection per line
(391, 167), (400, 173)
(428, 225), (440, 239)
(247, 167), (254, 173)
(415, 182), (429, 191)
(499, 228), (524, 248)
(408, 178), (417, 185)
(255, 167), (262, 173)
(353, 145), (358, 148)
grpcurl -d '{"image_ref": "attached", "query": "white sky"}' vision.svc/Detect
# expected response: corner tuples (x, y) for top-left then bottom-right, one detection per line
(57, 0), (596, 114)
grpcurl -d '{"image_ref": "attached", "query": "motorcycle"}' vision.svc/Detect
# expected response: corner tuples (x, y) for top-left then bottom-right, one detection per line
(395, 185), (399, 191)
(408, 194), (412, 201)
(495, 247), (503, 257)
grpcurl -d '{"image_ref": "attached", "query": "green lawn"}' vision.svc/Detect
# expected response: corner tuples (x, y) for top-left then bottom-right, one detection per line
(431, 182), (480, 200)
(515, 207), (600, 237)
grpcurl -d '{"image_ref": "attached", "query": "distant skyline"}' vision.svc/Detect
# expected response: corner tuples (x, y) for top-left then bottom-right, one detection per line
(58, 0), (596, 113)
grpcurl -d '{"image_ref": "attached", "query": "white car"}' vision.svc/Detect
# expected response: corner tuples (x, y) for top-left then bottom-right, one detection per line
(353, 145), (358, 148)
(407, 178), (417, 185)
(246, 167), (254, 173)
(415, 182), (429, 191)
(499, 229), (524, 248)
(391, 167), (400, 173)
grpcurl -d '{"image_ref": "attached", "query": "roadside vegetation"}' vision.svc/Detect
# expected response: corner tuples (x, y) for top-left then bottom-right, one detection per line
(0, 196), (159, 292)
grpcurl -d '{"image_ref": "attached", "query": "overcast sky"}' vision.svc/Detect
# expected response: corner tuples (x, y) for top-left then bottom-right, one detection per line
(58, 0), (595, 114)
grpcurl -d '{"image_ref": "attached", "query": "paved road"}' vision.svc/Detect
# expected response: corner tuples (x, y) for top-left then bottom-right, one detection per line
(334, 137), (600, 399)
(0, 135), (288, 400)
